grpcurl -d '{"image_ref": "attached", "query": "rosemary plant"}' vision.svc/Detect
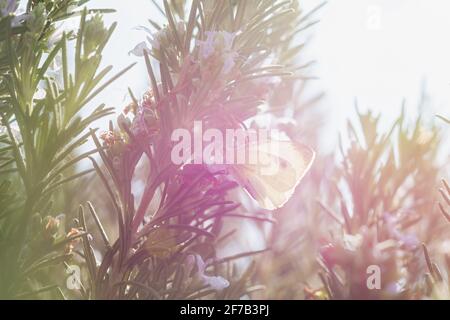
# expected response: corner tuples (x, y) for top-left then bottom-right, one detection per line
(1, 0), (449, 301)
(0, 0), (131, 299)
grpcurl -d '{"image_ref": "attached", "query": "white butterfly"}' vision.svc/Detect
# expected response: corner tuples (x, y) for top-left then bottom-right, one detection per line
(227, 139), (315, 210)
(173, 123), (315, 210)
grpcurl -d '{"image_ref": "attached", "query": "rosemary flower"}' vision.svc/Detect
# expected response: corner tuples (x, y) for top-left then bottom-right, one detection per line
(186, 254), (230, 291)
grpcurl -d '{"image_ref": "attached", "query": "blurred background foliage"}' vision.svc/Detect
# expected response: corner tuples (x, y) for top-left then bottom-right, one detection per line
(0, 0), (449, 300)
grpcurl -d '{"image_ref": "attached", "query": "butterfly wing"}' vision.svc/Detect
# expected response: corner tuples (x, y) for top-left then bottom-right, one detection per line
(230, 140), (315, 210)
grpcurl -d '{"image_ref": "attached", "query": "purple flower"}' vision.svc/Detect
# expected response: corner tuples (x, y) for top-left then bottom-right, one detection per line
(197, 31), (238, 75)
(129, 41), (151, 57)
(198, 31), (235, 59)
(1, 0), (29, 27)
(129, 94), (159, 139)
(198, 32), (215, 59)
(186, 254), (230, 291)
(130, 27), (173, 56)
(0, 0), (18, 16)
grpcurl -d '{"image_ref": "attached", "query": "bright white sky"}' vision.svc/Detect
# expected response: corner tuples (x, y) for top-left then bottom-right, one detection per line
(88, 0), (450, 150)
(306, 0), (450, 145)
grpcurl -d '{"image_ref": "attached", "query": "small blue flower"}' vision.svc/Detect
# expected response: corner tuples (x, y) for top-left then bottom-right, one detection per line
(186, 254), (230, 291)
(1, 0), (30, 27)
(0, 0), (18, 16)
